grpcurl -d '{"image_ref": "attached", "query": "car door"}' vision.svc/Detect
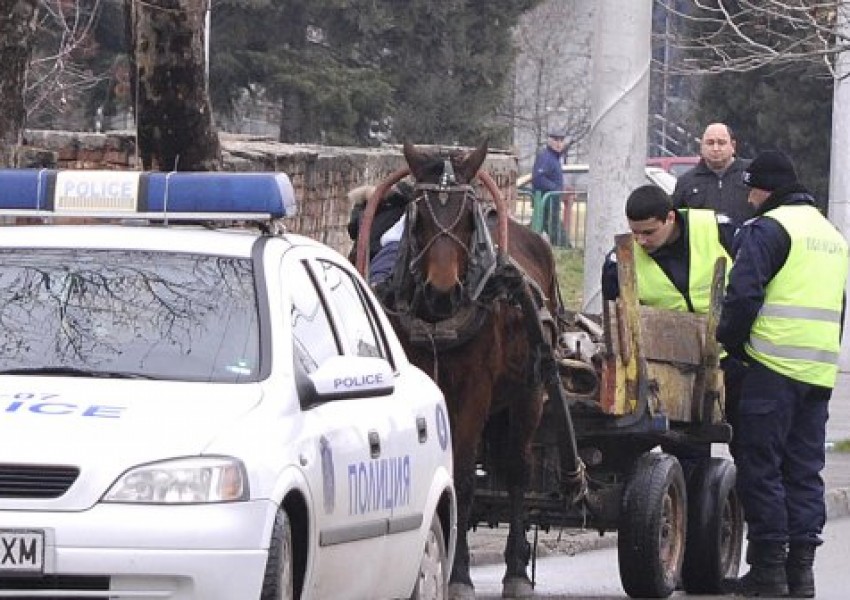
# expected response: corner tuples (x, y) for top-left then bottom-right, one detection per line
(306, 256), (446, 596)
(283, 254), (396, 599)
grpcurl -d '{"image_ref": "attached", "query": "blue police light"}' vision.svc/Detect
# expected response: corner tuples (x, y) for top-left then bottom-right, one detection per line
(0, 169), (297, 220)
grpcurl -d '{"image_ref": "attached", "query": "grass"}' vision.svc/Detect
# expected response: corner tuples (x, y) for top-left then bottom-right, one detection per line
(553, 247), (584, 311)
(833, 439), (850, 453)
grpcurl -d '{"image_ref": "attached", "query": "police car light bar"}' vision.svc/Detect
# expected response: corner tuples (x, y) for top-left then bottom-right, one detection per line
(0, 169), (298, 221)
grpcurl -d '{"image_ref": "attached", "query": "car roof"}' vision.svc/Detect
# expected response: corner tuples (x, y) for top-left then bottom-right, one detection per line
(0, 223), (281, 256)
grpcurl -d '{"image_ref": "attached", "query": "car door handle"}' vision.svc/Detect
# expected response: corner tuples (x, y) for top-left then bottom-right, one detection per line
(368, 430), (381, 458)
(416, 416), (428, 443)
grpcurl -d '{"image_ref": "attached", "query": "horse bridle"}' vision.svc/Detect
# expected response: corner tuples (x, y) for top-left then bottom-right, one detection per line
(407, 177), (478, 271)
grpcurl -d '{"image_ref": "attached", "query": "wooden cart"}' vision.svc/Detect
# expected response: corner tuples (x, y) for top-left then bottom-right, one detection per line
(471, 233), (744, 598)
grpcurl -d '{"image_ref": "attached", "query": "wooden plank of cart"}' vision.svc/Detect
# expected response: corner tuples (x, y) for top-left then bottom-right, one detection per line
(472, 232), (744, 599)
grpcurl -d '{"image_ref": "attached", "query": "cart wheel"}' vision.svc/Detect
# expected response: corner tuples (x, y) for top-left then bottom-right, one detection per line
(682, 457), (744, 594)
(618, 452), (686, 599)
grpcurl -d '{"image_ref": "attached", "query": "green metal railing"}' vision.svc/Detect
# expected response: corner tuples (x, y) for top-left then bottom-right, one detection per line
(515, 189), (586, 249)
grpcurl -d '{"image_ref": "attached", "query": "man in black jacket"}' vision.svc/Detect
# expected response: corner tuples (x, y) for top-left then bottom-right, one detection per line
(672, 122), (753, 225)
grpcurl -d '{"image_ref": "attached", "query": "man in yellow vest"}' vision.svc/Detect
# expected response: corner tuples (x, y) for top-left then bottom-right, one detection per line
(602, 184), (736, 311)
(718, 150), (848, 597)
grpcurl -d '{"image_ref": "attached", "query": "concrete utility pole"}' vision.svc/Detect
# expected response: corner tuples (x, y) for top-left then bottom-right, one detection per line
(582, 0), (653, 313)
(830, 3), (850, 371)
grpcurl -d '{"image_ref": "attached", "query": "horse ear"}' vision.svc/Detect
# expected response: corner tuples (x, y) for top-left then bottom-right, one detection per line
(458, 140), (488, 182)
(403, 142), (430, 180)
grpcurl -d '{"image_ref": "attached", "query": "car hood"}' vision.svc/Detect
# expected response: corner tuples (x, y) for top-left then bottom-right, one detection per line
(0, 377), (264, 509)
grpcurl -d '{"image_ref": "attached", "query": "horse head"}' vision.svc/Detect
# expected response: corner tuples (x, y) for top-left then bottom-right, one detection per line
(402, 141), (488, 321)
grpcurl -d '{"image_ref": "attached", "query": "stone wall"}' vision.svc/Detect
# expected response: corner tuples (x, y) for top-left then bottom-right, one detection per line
(20, 130), (519, 256)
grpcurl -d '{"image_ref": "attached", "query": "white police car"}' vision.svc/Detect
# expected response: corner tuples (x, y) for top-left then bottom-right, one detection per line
(0, 170), (455, 599)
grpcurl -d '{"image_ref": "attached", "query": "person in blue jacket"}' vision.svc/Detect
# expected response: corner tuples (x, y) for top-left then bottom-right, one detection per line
(532, 125), (567, 246)
(718, 150), (848, 598)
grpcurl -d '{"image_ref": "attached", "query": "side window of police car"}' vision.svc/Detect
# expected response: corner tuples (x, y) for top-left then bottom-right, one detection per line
(313, 259), (389, 361)
(289, 262), (339, 379)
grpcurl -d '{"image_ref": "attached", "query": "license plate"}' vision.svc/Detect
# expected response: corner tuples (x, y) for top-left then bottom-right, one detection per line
(0, 530), (44, 573)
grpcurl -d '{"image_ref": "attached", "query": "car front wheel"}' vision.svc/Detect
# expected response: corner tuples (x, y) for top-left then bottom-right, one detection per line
(410, 513), (449, 600)
(261, 508), (294, 600)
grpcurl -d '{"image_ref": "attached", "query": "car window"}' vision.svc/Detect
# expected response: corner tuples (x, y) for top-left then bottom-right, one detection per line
(0, 248), (259, 382)
(313, 260), (386, 359)
(289, 261), (340, 374)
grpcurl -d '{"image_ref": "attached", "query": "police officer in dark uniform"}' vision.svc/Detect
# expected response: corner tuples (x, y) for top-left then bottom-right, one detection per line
(718, 151), (849, 598)
(672, 122), (753, 226)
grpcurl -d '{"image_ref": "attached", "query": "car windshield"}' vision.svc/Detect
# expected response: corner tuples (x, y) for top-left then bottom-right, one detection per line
(0, 248), (260, 382)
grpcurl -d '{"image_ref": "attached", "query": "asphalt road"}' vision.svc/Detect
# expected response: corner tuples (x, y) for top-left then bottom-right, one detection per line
(471, 515), (850, 599)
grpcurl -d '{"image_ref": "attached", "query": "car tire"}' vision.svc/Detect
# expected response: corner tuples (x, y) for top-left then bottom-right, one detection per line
(410, 513), (449, 600)
(261, 508), (294, 600)
(618, 452), (687, 599)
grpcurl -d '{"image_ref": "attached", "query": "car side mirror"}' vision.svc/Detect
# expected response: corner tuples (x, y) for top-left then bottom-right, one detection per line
(307, 355), (395, 402)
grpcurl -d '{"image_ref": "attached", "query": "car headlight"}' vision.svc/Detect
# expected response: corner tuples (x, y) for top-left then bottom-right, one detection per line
(103, 457), (248, 504)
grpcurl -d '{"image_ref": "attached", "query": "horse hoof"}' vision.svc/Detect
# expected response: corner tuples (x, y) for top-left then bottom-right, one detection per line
(501, 576), (533, 598)
(448, 581), (476, 600)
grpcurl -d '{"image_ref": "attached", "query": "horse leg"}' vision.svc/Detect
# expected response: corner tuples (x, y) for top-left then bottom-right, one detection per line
(449, 452), (477, 600)
(448, 383), (492, 600)
(501, 388), (544, 599)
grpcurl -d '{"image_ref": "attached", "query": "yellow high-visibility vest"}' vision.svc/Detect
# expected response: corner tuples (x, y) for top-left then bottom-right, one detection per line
(745, 205), (849, 387)
(634, 209), (731, 313)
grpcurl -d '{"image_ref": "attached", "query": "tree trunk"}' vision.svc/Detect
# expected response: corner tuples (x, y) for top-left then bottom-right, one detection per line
(0, 0), (39, 167)
(125, 0), (221, 171)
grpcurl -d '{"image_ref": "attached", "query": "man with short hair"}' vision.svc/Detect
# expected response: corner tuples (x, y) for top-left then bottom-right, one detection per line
(672, 122), (753, 225)
(602, 184), (736, 312)
(532, 125), (567, 246)
(718, 150), (848, 598)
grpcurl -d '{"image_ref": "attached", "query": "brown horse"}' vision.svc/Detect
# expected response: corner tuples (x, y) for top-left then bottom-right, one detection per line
(360, 141), (565, 598)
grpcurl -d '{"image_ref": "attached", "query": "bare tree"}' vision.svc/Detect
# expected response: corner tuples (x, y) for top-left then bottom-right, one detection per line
(511, 1), (593, 167)
(124, 0), (220, 170)
(663, 0), (849, 77)
(0, 0), (40, 167)
(26, 0), (105, 129)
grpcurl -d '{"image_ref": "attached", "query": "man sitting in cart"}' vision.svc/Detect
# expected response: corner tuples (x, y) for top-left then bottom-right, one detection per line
(601, 184), (742, 469)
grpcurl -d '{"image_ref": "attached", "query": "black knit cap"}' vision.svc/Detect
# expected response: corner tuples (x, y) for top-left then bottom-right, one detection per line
(743, 150), (798, 191)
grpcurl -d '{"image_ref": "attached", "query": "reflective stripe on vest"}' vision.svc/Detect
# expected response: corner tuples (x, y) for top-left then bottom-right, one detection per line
(745, 205), (849, 387)
(634, 209), (731, 314)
